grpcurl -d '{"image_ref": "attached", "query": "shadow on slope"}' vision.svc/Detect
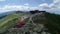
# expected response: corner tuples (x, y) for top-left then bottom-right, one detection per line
(45, 12), (60, 34)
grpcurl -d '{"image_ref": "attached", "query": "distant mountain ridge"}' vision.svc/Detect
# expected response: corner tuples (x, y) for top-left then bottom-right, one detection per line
(0, 10), (60, 34)
(0, 11), (26, 19)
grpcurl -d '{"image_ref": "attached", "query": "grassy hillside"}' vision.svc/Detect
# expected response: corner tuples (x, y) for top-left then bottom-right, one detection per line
(45, 12), (60, 34)
(0, 14), (20, 33)
(0, 11), (60, 34)
(29, 12), (60, 34)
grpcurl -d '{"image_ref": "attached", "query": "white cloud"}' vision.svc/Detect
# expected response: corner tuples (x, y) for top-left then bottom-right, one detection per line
(0, 5), (30, 13)
(3, 5), (29, 10)
(39, 3), (49, 7)
(24, 3), (29, 6)
(53, 0), (60, 3)
(0, 5), (39, 13)
(38, 3), (52, 10)
(38, 0), (60, 14)
(49, 0), (60, 8)
(39, 0), (60, 9)
(0, 0), (60, 14)
(0, 3), (30, 13)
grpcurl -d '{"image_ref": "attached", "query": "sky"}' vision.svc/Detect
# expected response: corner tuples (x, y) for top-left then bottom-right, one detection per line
(0, 0), (60, 14)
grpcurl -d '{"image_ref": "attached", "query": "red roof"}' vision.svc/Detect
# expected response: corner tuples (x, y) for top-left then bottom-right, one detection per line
(17, 21), (25, 27)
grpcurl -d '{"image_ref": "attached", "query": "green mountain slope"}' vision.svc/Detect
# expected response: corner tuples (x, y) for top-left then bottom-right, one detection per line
(0, 11), (60, 34)
(45, 12), (60, 34)
(0, 14), (20, 33)
(25, 12), (60, 34)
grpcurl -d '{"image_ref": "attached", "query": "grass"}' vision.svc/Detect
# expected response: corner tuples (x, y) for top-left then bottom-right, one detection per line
(0, 14), (20, 33)
(30, 12), (60, 34)
(24, 17), (30, 22)
(45, 12), (60, 34)
(0, 12), (60, 34)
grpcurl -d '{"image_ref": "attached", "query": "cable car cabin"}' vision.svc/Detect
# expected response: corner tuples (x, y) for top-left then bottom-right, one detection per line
(30, 10), (46, 14)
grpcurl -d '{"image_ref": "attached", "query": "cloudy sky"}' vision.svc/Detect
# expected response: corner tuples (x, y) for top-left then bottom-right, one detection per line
(0, 0), (60, 14)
